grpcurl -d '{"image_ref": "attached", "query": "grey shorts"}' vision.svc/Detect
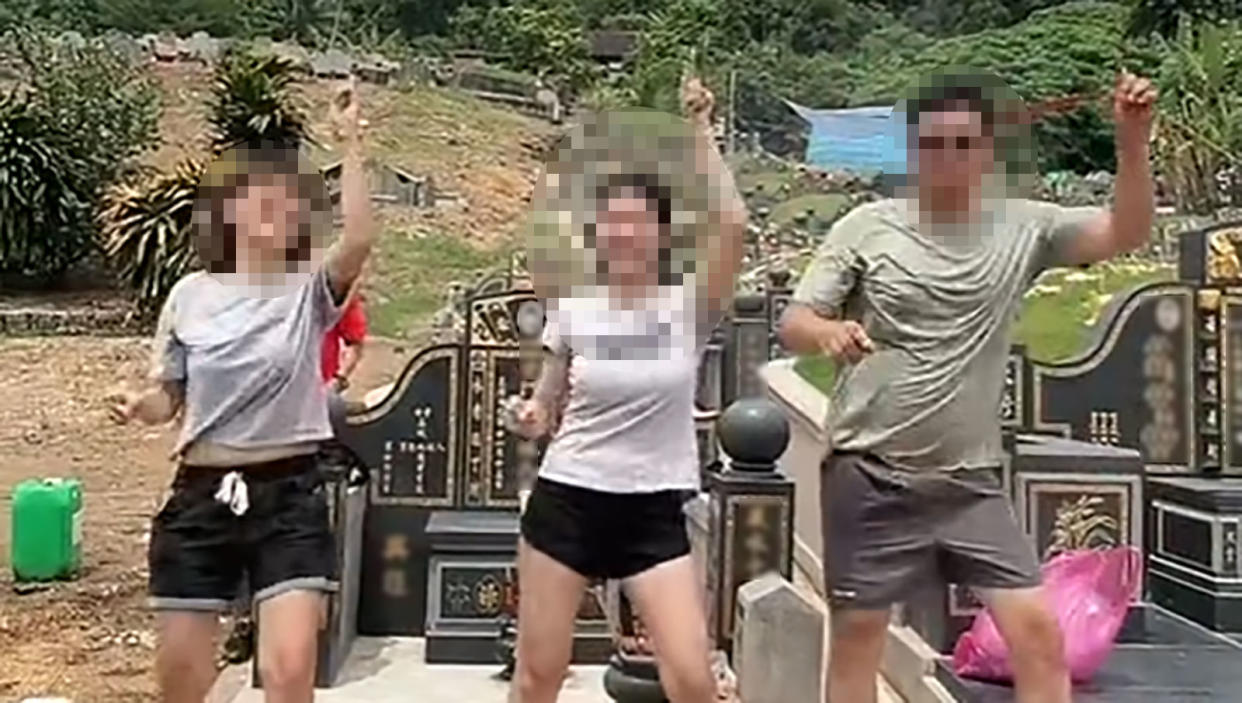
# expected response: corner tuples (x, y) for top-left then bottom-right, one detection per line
(821, 452), (1040, 610)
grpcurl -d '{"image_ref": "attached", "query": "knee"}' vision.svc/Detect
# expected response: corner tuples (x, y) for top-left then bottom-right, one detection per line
(1009, 608), (1067, 672)
(830, 611), (889, 661)
(515, 654), (567, 699)
(259, 639), (318, 693)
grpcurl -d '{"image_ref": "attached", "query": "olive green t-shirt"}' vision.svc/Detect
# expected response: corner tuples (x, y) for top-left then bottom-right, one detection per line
(793, 197), (1100, 472)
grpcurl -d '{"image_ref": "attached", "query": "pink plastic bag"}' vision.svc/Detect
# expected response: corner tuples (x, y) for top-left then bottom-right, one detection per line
(952, 546), (1143, 684)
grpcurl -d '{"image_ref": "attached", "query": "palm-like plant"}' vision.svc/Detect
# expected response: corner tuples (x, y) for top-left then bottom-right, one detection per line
(208, 48), (310, 151)
(0, 93), (93, 279)
(103, 45), (314, 316)
(99, 159), (204, 315)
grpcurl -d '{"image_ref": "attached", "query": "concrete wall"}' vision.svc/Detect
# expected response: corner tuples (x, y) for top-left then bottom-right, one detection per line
(760, 359), (830, 594)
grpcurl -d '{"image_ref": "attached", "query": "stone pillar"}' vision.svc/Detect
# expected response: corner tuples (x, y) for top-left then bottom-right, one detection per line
(725, 295), (772, 404)
(706, 398), (795, 652)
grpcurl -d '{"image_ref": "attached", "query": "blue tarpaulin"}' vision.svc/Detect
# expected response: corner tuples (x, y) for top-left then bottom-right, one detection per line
(785, 102), (906, 175)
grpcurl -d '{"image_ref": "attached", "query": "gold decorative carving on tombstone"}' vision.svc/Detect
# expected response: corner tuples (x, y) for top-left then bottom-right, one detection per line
(476, 575), (503, 615)
(1200, 289), (1222, 311)
(1209, 228), (1242, 282)
(1088, 410), (1121, 445)
(1044, 495), (1119, 559)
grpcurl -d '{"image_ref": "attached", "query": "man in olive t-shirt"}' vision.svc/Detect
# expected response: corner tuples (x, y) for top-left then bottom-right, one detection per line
(779, 72), (1157, 703)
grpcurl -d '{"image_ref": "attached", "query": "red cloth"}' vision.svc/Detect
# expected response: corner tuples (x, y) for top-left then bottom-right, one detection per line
(322, 296), (367, 383)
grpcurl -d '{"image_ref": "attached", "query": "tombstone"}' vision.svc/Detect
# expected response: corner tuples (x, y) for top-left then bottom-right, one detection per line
(151, 34), (180, 62)
(733, 573), (825, 703)
(337, 286), (610, 663)
(311, 49), (354, 79)
(184, 31), (220, 64)
(58, 31), (85, 51)
(103, 32), (142, 65)
(270, 41), (312, 73)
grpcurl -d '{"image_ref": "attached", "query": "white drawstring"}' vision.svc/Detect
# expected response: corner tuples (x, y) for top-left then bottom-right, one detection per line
(214, 472), (250, 516)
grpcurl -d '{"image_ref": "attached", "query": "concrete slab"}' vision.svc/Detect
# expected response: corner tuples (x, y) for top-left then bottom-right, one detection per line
(224, 637), (607, 703)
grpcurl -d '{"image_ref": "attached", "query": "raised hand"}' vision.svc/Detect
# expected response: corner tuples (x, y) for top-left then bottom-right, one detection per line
(1113, 71), (1157, 142)
(681, 74), (715, 130)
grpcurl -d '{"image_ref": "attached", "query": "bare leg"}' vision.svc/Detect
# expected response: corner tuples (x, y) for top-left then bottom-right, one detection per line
(979, 587), (1071, 703)
(826, 608), (889, 703)
(256, 590), (326, 703)
(625, 556), (715, 703)
(156, 611), (221, 703)
(510, 539), (589, 703)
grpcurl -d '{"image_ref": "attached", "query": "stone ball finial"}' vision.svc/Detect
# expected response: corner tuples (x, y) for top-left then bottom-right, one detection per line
(716, 398), (789, 471)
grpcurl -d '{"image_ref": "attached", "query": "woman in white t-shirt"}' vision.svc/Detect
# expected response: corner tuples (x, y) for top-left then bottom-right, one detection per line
(509, 79), (746, 703)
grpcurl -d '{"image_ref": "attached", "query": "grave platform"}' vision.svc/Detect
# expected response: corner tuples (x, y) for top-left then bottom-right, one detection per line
(225, 637), (608, 703)
(934, 605), (1242, 702)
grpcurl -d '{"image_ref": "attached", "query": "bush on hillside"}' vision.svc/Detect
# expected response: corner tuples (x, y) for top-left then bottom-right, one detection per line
(209, 47), (310, 151)
(0, 96), (94, 279)
(0, 27), (160, 279)
(99, 160), (203, 315)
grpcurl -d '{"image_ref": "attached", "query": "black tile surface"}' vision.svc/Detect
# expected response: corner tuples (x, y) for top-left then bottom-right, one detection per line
(939, 607), (1242, 703)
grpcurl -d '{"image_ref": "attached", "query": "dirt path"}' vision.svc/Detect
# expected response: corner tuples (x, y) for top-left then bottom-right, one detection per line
(0, 334), (412, 702)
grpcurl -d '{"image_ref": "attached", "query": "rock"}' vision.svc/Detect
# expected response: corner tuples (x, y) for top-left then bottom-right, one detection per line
(732, 573), (825, 703)
(184, 31), (220, 64)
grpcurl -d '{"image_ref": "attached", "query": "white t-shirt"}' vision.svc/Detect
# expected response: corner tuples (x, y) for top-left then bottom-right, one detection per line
(539, 286), (704, 493)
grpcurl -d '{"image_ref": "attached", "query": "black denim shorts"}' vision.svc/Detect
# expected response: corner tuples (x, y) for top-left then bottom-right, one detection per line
(147, 453), (338, 612)
(520, 476), (692, 580)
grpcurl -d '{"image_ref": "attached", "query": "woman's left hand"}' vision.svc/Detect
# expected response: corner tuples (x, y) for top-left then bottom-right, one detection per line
(330, 77), (367, 143)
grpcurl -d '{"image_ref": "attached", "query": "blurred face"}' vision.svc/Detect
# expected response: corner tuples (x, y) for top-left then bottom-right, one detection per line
(913, 108), (994, 216)
(597, 189), (662, 290)
(229, 174), (302, 274)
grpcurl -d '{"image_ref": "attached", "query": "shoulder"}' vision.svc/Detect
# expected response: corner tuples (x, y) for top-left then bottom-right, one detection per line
(824, 199), (897, 245)
(162, 271), (211, 311)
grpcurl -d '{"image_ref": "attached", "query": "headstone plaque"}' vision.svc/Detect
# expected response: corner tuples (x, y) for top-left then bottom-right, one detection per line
(1032, 285), (1195, 470)
(1221, 297), (1242, 470)
(343, 347), (458, 507)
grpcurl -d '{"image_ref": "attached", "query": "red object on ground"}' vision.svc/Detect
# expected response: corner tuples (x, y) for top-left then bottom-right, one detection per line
(322, 295), (367, 383)
(952, 546), (1143, 684)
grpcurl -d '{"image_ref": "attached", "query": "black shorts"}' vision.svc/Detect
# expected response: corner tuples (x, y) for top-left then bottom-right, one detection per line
(520, 477), (692, 580)
(822, 452), (1041, 610)
(148, 454), (338, 612)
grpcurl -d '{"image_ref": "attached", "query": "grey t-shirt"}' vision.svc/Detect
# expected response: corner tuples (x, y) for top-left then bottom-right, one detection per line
(793, 198), (1099, 472)
(150, 268), (344, 458)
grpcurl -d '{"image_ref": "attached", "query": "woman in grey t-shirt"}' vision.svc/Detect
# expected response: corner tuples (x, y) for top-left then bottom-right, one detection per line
(107, 85), (373, 702)
(508, 78), (747, 703)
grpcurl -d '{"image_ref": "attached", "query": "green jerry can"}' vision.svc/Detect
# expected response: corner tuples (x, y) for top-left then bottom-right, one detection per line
(11, 478), (83, 582)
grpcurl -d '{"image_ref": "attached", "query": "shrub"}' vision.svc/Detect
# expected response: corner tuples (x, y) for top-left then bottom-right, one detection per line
(0, 96), (93, 278)
(99, 161), (204, 315)
(0, 28), (160, 279)
(209, 47), (310, 151)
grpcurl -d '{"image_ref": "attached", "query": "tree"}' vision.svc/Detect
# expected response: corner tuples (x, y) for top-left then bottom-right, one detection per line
(1151, 18), (1242, 213)
(1125, 0), (1240, 39)
(451, 0), (597, 97)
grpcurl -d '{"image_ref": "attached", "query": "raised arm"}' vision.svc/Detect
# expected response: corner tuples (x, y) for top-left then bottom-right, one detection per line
(683, 75), (747, 313)
(324, 79), (375, 302)
(1060, 72), (1157, 265)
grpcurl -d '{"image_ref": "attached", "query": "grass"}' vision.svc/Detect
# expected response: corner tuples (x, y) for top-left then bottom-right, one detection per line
(792, 261), (1176, 395)
(365, 228), (508, 339)
(768, 193), (850, 229)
